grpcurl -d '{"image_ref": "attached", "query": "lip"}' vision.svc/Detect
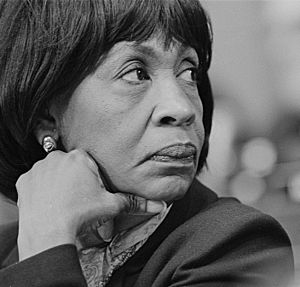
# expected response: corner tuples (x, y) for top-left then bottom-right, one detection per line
(148, 143), (197, 164)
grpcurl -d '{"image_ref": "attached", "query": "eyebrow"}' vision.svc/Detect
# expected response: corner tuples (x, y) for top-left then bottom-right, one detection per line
(130, 43), (159, 60)
(129, 42), (199, 66)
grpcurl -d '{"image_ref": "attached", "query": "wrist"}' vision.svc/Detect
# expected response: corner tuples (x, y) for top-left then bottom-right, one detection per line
(18, 223), (76, 261)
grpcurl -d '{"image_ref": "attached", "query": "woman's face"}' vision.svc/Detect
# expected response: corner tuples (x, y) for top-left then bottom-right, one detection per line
(54, 36), (205, 202)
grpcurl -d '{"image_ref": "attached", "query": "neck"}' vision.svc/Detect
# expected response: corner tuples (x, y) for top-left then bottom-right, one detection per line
(113, 213), (154, 235)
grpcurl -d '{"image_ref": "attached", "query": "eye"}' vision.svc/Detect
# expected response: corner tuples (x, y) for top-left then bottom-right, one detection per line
(121, 68), (151, 83)
(178, 68), (199, 84)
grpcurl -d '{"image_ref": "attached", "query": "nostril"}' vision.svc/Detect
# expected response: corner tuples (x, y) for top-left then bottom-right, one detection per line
(186, 114), (196, 126)
(159, 114), (195, 126)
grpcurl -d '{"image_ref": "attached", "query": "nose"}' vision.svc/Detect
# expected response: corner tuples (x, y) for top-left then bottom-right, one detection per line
(151, 79), (196, 127)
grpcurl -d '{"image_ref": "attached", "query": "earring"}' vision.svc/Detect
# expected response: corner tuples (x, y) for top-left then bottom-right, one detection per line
(42, 136), (57, 153)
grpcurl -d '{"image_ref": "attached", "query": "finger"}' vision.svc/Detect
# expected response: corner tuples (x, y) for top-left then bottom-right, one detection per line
(84, 151), (100, 176)
(76, 219), (114, 250)
(96, 219), (114, 242)
(84, 151), (111, 190)
(85, 152), (114, 192)
(116, 193), (165, 215)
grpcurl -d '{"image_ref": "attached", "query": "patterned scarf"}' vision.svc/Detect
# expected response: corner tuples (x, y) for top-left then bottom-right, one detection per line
(77, 203), (171, 287)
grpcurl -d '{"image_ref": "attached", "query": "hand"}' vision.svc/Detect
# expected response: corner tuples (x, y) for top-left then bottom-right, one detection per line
(16, 149), (164, 260)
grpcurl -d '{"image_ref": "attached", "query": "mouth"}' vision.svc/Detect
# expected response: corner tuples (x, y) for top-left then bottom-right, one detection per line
(149, 143), (197, 164)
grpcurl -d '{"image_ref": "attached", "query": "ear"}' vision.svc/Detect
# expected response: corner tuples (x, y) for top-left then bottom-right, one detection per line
(34, 112), (59, 147)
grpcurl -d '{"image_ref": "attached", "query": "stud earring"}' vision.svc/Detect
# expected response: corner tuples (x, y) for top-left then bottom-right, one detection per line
(42, 136), (57, 153)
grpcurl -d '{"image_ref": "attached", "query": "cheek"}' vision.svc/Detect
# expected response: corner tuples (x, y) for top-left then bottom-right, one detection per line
(193, 99), (205, 152)
(59, 88), (119, 148)
(193, 96), (204, 126)
(58, 100), (108, 151)
(59, 103), (142, 173)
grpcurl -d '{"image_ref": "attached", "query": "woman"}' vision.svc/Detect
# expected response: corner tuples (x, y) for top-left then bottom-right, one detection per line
(0, 0), (294, 286)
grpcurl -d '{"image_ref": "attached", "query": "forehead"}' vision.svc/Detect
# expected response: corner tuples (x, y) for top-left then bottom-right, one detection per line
(103, 36), (199, 64)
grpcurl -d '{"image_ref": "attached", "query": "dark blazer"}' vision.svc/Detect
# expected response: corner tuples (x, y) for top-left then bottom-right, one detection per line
(0, 180), (294, 287)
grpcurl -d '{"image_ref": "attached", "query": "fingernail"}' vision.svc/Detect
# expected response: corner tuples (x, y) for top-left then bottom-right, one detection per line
(97, 223), (113, 242)
(147, 200), (166, 213)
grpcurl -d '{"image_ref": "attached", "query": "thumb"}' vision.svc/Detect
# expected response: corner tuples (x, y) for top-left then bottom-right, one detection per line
(115, 193), (166, 215)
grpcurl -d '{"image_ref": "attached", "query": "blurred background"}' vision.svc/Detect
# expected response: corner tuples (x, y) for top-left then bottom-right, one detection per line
(199, 1), (300, 286)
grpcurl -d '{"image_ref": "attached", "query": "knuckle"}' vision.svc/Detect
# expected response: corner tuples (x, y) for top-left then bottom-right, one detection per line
(15, 172), (31, 199)
(43, 150), (64, 165)
(69, 149), (86, 162)
(108, 194), (127, 214)
(72, 149), (84, 156)
(70, 149), (98, 174)
(111, 195), (124, 213)
(127, 194), (138, 213)
(125, 194), (145, 214)
(16, 173), (26, 189)
(46, 149), (61, 160)
(68, 149), (79, 158)
(31, 158), (44, 170)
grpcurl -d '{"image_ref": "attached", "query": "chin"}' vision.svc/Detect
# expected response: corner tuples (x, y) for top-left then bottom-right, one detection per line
(139, 176), (193, 203)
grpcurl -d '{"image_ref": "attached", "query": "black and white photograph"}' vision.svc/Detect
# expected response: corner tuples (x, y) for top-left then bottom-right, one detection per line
(0, 1), (298, 286)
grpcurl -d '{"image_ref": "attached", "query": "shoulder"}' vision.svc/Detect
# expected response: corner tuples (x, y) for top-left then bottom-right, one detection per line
(136, 181), (294, 287)
(177, 181), (292, 257)
(183, 196), (291, 251)
(184, 180), (289, 238)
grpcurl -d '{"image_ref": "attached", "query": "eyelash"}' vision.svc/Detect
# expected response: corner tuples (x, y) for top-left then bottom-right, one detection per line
(124, 67), (150, 82)
(181, 67), (200, 83)
(119, 63), (200, 85)
(118, 62), (150, 84)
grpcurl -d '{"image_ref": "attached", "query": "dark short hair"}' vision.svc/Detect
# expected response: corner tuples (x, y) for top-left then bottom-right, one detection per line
(0, 0), (213, 201)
